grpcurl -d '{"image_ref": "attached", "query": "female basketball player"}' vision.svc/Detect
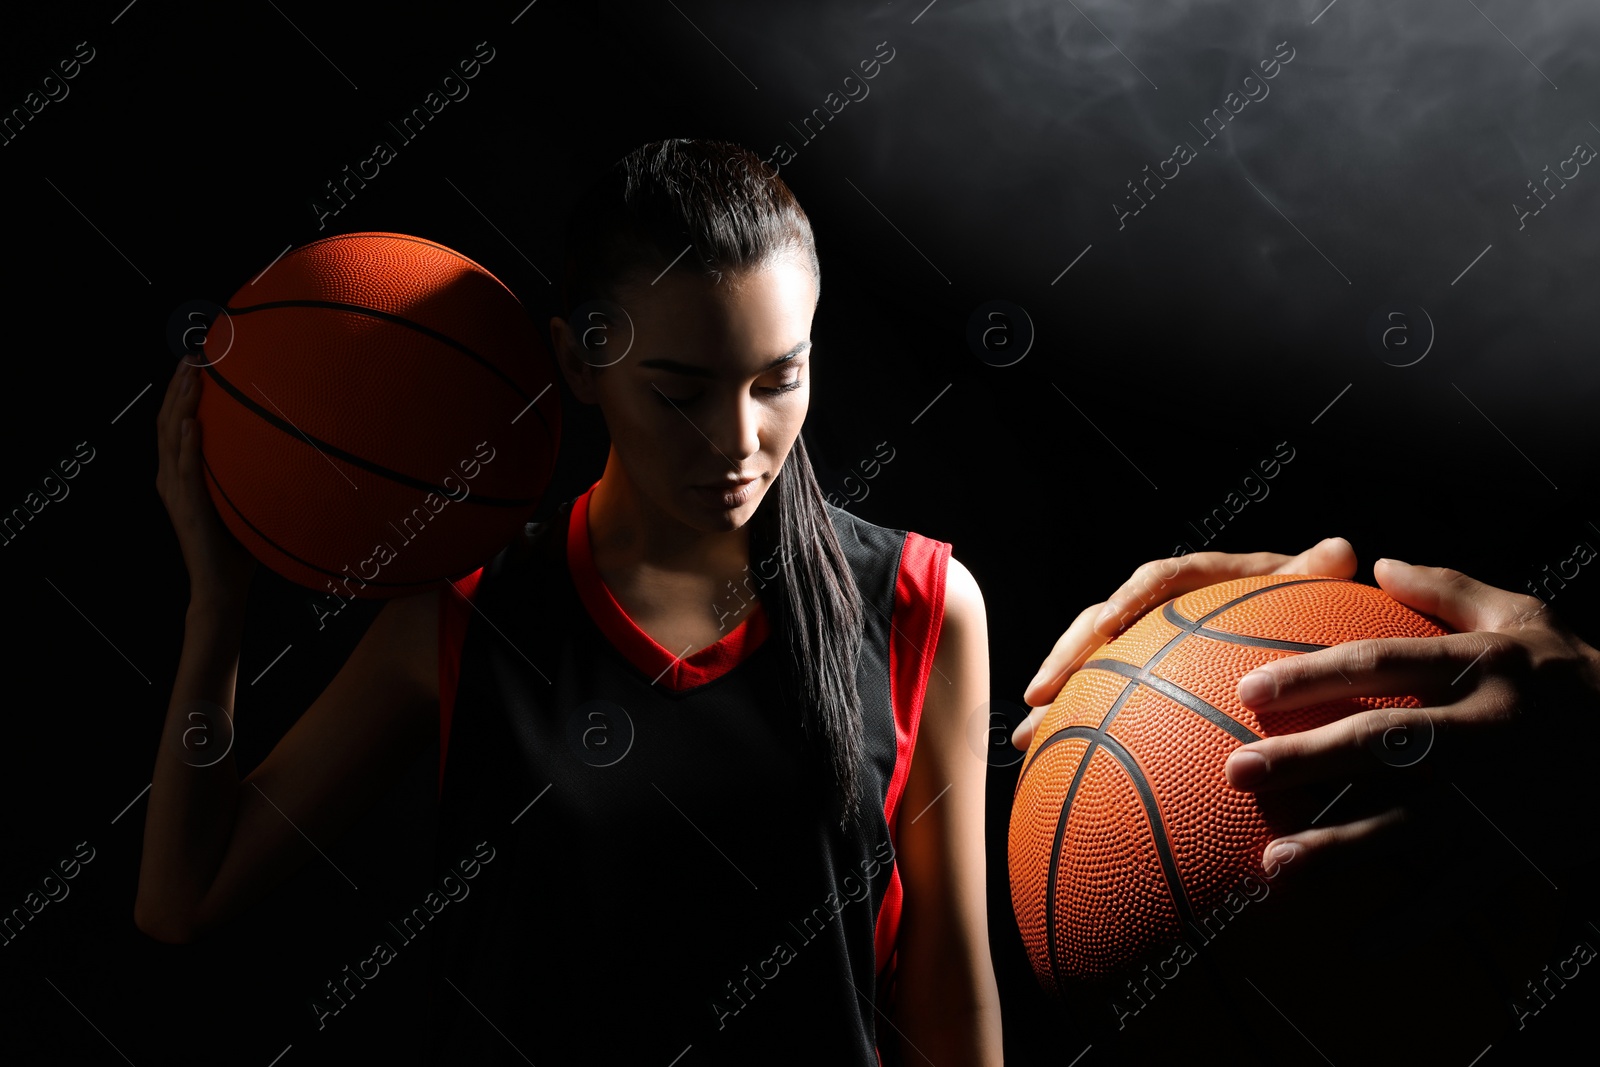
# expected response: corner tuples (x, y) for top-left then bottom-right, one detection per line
(139, 139), (1003, 1064)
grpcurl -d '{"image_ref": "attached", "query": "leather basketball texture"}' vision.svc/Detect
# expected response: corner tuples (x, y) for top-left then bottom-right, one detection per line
(195, 232), (561, 598)
(1008, 573), (1450, 990)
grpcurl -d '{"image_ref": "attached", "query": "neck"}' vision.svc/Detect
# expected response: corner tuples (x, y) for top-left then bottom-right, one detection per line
(586, 449), (750, 581)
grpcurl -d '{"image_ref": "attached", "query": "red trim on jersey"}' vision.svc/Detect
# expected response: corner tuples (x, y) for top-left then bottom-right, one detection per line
(568, 481), (770, 691)
(872, 530), (953, 995)
(438, 567), (484, 797)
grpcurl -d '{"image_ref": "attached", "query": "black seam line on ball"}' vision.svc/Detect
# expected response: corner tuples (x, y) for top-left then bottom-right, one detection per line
(1044, 732), (1099, 993)
(200, 361), (537, 507)
(1018, 671), (1141, 794)
(1164, 599), (1333, 652)
(1034, 671), (1143, 986)
(1036, 675), (1146, 986)
(1015, 579), (1342, 786)
(221, 297), (547, 416)
(1095, 730), (1200, 932)
(1015, 636), (1184, 792)
(1186, 576), (1347, 625)
(1083, 659), (1262, 746)
(199, 449), (439, 588)
(1038, 725), (1199, 984)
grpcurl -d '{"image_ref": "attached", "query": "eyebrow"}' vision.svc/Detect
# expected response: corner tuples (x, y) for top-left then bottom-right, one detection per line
(637, 339), (811, 379)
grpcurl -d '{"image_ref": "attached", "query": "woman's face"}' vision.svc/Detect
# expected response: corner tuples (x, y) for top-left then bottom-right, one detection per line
(554, 255), (816, 534)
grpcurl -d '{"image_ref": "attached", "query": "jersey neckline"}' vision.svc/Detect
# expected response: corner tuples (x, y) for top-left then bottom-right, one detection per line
(567, 480), (771, 690)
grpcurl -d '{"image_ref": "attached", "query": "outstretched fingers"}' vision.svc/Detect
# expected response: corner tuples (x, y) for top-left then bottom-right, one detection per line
(1225, 703), (1448, 792)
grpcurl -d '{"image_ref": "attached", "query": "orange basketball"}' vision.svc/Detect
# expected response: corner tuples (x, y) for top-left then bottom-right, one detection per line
(1008, 574), (1450, 990)
(194, 232), (561, 599)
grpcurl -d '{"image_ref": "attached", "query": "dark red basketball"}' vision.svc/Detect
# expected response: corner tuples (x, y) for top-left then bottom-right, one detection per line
(194, 232), (561, 598)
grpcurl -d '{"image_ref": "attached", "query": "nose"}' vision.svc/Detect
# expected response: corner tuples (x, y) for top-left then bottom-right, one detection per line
(710, 388), (762, 471)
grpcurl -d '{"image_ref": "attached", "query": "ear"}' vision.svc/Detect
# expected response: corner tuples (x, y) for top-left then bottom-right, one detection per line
(550, 316), (599, 405)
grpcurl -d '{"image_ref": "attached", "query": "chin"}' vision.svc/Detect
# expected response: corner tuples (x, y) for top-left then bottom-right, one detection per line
(705, 496), (760, 527)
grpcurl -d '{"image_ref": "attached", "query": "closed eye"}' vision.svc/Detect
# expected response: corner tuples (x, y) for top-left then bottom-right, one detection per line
(652, 376), (805, 407)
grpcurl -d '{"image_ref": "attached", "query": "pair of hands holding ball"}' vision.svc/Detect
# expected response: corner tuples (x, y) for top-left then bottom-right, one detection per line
(1011, 538), (1600, 886)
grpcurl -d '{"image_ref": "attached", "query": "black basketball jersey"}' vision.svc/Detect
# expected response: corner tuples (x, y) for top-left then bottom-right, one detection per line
(424, 480), (952, 1064)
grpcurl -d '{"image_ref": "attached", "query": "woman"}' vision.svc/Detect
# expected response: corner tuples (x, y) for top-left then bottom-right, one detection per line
(139, 138), (1003, 1064)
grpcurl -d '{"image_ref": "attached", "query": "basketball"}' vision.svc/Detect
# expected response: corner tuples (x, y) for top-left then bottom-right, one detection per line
(1007, 573), (1451, 991)
(193, 232), (561, 599)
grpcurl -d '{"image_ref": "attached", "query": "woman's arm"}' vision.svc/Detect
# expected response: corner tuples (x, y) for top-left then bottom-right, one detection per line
(136, 356), (440, 943)
(893, 555), (1003, 1065)
(135, 589), (440, 943)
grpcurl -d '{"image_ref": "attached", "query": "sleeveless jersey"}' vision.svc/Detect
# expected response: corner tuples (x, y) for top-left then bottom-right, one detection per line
(425, 480), (951, 1064)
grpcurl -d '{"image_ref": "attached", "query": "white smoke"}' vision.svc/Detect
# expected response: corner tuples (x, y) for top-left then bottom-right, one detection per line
(602, 0), (1600, 401)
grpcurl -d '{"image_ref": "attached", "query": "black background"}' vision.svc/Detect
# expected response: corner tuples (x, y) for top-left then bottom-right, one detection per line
(2, 1), (1598, 1063)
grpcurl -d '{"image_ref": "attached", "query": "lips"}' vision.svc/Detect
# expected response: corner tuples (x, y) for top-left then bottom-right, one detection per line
(698, 475), (759, 489)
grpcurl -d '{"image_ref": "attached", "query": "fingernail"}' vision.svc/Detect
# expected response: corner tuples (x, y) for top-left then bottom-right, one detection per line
(1228, 749), (1268, 789)
(1094, 603), (1118, 632)
(1238, 670), (1275, 705)
(1376, 557), (1408, 568)
(1265, 841), (1299, 872)
(181, 418), (192, 437)
(1024, 671), (1045, 697)
(180, 372), (191, 396)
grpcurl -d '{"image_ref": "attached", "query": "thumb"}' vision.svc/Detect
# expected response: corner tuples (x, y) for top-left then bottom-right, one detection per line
(1273, 536), (1358, 578)
(1010, 704), (1048, 751)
